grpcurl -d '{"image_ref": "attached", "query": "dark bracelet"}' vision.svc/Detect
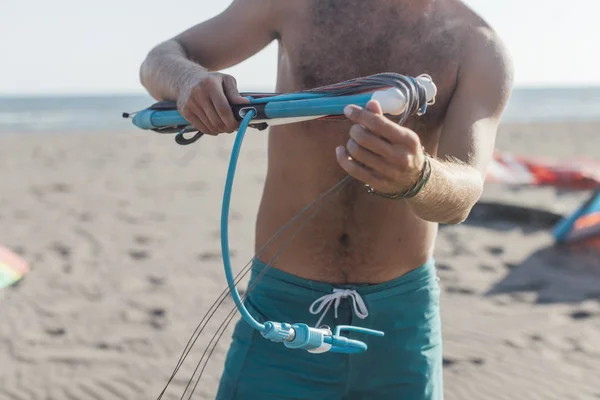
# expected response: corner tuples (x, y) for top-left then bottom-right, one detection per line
(366, 155), (432, 199)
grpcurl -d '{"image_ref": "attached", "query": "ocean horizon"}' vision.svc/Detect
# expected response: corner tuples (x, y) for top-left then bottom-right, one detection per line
(1, 86), (600, 134)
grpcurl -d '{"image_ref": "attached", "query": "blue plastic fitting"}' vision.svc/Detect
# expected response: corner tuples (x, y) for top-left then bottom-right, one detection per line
(261, 321), (294, 343)
(283, 323), (327, 351)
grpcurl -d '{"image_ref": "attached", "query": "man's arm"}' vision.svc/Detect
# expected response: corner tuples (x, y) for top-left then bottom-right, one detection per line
(139, 0), (281, 134)
(336, 27), (513, 224)
(406, 28), (514, 224)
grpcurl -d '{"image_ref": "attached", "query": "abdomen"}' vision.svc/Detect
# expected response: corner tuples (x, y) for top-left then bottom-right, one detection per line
(254, 123), (436, 284)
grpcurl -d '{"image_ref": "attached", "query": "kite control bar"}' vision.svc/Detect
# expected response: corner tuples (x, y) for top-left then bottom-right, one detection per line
(124, 74), (437, 145)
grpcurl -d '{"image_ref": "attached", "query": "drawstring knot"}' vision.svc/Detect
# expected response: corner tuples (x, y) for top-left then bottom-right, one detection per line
(309, 288), (369, 329)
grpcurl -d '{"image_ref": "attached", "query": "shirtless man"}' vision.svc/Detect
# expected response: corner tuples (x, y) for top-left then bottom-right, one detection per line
(140, 0), (513, 398)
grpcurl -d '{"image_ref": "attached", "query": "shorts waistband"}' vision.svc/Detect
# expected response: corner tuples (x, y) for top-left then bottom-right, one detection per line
(249, 257), (437, 299)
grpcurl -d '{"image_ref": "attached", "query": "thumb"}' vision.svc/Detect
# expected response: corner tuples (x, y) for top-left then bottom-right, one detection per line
(222, 75), (250, 104)
(365, 99), (383, 115)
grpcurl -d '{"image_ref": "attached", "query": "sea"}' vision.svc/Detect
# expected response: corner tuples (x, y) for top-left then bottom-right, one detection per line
(1, 87), (600, 134)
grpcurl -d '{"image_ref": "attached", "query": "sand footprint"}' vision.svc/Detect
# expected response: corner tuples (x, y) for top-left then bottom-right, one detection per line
(570, 310), (595, 320)
(129, 250), (150, 261)
(443, 356), (486, 369)
(134, 235), (152, 246)
(198, 249), (237, 261)
(479, 264), (496, 273)
(445, 286), (477, 295)
(486, 245), (505, 256)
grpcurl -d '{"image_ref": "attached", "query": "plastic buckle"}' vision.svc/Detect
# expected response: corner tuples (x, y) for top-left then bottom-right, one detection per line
(328, 325), (385, 354)
(334, 325), (385, 338)
(275, 323), (384, 354)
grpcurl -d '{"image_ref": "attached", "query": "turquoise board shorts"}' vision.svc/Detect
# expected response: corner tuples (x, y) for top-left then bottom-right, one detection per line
(216, 258), (443, 400)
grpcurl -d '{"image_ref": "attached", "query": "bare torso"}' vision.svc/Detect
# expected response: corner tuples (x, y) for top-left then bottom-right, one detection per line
(255, 0), (475, 283)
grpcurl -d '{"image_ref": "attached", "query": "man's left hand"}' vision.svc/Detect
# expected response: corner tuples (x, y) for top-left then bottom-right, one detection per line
(336, 100), (425, 195)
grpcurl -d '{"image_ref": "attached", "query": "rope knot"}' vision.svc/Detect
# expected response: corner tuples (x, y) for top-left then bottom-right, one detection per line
(309, 288), (369, 328)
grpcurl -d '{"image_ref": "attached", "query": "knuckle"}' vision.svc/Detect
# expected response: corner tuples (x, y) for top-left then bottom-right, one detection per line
(400, 128), (419, 147)
(223, 74), (236, 84)
(410, 139), (421, 153)
(190, 84), (204, 96)
(199, 78), (212, 88)
(199, 78), (217, 91)
(404, 131), (417, 144)
(396, 154), (410, 170)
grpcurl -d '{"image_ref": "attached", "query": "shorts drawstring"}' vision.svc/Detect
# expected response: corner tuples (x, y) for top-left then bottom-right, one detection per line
(309, 288), (369, 328)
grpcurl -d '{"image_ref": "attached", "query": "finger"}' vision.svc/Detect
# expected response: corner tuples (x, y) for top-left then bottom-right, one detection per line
(350, 124), (421, 171)
(182, 107), (213, 136)
(194, 96), (226, 134)
(344, 104), (420, 148)
(346, 139), (394, 178)
(336, 146), (386, 187)
(349, 124), (394, 158)
(222, 75), (250, 105)
(188, 85), (220, 134)
(188, 101), (219, 135)
(344, 105), (391, 136)
(365, 99), (383, 115)
(211, 93), (238, 133)
(389, 125), (422, 153)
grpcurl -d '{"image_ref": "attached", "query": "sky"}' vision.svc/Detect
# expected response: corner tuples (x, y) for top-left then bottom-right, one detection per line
(1, 0), (599, 96)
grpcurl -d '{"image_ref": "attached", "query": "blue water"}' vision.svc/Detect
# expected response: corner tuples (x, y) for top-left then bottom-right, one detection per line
(1, 87), (599, 134)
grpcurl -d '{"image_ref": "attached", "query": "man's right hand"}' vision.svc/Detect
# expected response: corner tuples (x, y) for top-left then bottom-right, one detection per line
(140, 0), (280, 135)
(177, 72), (250, 136)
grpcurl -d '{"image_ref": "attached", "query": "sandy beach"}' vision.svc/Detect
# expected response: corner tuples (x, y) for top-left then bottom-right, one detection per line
(1, 121), (599, 400)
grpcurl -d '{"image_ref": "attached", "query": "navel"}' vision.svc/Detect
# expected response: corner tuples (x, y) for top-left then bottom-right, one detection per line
(338, 233), (351, 247)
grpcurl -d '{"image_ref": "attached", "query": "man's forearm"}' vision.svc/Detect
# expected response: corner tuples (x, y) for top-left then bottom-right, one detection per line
(140, 40), (208, 101)
(406, 157), (484, 224)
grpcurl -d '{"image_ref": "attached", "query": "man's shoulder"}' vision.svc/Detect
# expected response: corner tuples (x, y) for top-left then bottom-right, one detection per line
(452, 6), (513, 74)
(443, 5), (514, 120)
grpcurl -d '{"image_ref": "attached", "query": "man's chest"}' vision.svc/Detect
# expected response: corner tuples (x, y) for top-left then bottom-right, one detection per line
(277, 0), (461, 135)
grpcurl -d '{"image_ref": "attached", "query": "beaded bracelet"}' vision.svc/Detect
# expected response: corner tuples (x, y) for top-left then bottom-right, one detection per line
(365, 154), (432, 199)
